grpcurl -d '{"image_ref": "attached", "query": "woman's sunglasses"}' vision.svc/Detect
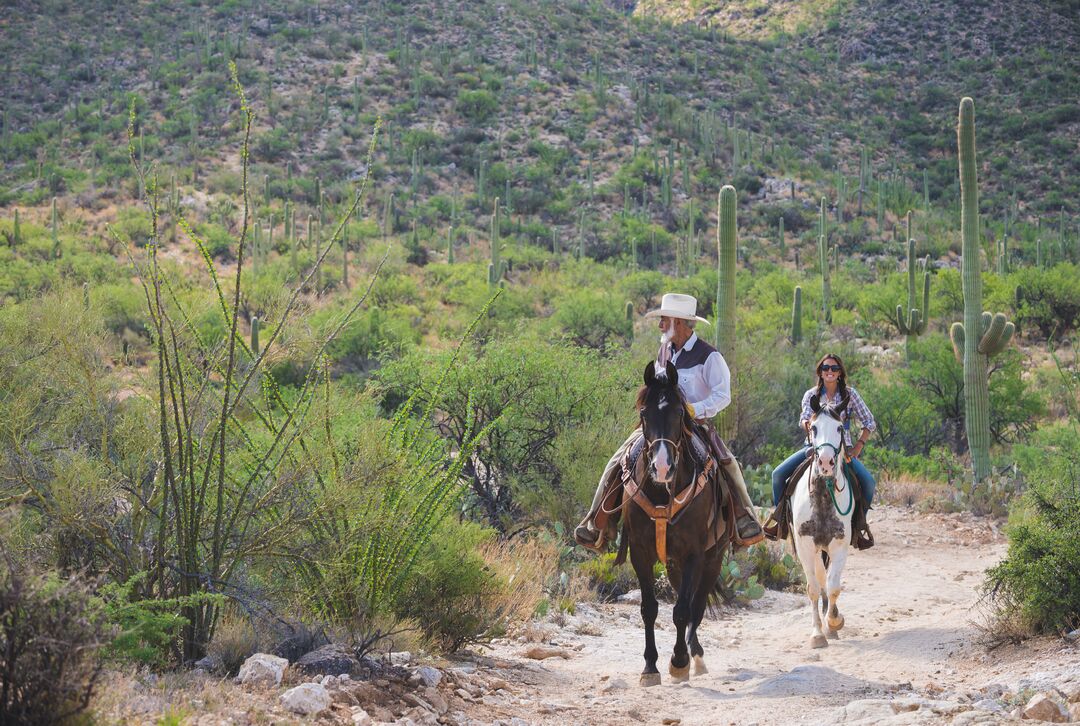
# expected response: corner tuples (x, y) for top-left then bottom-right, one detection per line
(819, 364), (842, 373)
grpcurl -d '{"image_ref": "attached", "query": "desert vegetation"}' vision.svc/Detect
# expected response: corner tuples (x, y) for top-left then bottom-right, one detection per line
(0, 0), (1078, 720)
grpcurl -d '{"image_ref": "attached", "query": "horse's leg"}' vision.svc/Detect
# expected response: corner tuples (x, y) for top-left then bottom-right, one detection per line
(795, 535), (828, 649)
(825, 542), (848, 638)
(668, 552), (700, 682)
(688, 552), (721, 675)
(630, 542), (661, 687)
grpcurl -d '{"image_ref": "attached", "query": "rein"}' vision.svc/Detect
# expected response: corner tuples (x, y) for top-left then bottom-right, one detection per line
(810, 414), (853, 517)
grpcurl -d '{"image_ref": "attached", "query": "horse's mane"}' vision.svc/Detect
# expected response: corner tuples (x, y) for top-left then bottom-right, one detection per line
(636, 369), (687, 410)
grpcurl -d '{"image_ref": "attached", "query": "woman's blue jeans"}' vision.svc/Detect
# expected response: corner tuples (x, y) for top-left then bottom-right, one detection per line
(771, 446), (876, 508)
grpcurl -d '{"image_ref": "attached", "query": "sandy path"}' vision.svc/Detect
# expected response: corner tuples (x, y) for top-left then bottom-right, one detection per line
(462, 504), (1050, 725)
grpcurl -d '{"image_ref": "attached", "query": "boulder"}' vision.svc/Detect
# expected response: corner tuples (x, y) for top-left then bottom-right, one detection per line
(295, 643), (359, 676)
(192, 654), (224, 675)
(236, 653), (288, 687)
(414, 665), (443, 688)
(1022, 693), (1066, 722)
(280, 682), (331, 716)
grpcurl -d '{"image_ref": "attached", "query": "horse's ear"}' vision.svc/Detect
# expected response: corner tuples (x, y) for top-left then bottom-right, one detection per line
(644, 361), (657, 386)
(810, 394), (821, 413)
(665, 361), (678, 386)
(838, 394), (850, 417)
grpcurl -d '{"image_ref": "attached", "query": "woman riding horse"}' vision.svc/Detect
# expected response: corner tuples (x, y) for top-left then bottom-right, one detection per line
(769, 353), (877, 549)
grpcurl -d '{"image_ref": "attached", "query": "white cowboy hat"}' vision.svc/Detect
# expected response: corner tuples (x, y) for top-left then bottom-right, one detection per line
(643, 293), (711, 324)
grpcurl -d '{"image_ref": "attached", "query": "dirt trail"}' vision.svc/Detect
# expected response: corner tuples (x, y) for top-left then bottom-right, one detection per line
(459, 505), (1080, 725)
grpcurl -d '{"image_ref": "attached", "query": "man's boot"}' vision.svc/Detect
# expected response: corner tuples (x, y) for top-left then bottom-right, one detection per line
(721, 460), (764, 546)
(574, 519), (617, 552)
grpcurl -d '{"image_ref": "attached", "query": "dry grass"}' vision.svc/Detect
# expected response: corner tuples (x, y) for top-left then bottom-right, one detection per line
(477, 535), (559, 629)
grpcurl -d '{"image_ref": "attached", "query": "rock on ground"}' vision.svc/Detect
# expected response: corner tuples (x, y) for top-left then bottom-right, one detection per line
(236, 653), (288, 687)
(280, 682), (331, 716)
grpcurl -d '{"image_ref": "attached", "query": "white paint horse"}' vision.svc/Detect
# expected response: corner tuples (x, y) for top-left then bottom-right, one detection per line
(790, 393), (855, 649)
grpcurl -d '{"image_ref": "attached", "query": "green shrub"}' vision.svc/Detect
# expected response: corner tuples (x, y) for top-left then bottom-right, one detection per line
(577, 552), (639, 600)
(1013, 264), (1080, 338)
(985, 425), (1080, 636)
(456, 89), (498, 122)
(552, 290), (632, 353)
(394, 522), (506, 652)
(0, 556), (105, 724)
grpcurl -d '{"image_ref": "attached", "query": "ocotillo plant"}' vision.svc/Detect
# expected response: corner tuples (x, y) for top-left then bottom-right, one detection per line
(715, 185), (737, 440)
(791, 285), (802, 345)
(949, 97), (1015, 484)
(892, 235), (931, 361)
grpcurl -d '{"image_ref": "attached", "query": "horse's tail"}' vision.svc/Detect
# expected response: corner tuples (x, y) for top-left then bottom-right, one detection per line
(613, 521), (630, 566)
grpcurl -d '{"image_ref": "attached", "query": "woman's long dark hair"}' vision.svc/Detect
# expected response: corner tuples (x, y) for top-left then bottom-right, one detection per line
(814, 352), (848, 401)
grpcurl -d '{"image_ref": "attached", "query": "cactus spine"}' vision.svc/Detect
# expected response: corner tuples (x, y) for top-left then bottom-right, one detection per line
(715, 185), (737, 440)
(893, 220), (931, 360)
(791, 285), (802, 345)
(949, 98), (1015, 484)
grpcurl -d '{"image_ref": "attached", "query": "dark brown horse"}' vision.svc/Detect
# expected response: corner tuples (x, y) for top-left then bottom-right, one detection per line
(623, 361), (729, 686)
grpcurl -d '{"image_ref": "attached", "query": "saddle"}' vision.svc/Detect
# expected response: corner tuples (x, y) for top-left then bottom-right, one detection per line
(762, 455), (873, 549)
(762, 453), (812, 542)
(612, 428), (732, 566)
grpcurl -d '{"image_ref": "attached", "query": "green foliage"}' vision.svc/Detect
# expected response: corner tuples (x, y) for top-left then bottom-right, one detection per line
(719, 557), (765, 604)
(393, 521), (507, 652)
(376, 331), (633, 532)
(1012, 264), (1080, 338)
(985, 424), (1080, 635)
(742, 543), (803, 592)
(552, 289), (633, 353)
(577, 552), (640, 600)
(94, 572), (221, 667)
(456, 89), (498, 122)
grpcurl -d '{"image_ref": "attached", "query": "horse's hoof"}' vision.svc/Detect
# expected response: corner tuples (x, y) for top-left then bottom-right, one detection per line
(810, 635), (829, 649)
(640, 672), (662, 687)
(828, 614), (845, 631)
(693, 655), (708, 675)
(826, 629), (840, 640)
(668, 662), (690, 682)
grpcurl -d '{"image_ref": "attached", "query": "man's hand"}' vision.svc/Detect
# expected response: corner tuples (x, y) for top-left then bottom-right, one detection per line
(685, 402), (696, 419)
(852, 440), (865, 458)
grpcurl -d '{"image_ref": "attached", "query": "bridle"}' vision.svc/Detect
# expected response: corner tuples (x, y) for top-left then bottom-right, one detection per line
(808, 408), (851, 515)
(639, 407), (689, 499)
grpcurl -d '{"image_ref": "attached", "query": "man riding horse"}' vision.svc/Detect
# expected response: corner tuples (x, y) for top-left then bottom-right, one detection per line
(574, 293), (765, 551)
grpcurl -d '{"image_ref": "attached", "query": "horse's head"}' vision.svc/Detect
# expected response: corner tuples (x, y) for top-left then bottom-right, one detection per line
(808, 393), (849, 479)
(640, 361), (691, 487)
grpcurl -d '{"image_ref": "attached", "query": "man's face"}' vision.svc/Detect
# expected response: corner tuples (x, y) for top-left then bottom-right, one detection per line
(658, 316), (674, 335)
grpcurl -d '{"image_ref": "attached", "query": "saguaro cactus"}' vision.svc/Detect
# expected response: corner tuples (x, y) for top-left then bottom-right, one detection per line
(715, 185), (737, 440)
(790, 286), (803, 345)
(949, 98), (1015, 484)
(892, 231), (931, 361)
(818, 197), (831, 324)
(488, 197), (507, 286)
(251, 316), (260, 355)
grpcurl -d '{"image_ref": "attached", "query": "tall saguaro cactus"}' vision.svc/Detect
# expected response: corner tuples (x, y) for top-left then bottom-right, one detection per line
(715, 185), (737, 440)
(949, 98), (1015, 484)
(892, 230), (931, 361)
(818, 197), (831, 324)
(790, 285), (803, 345)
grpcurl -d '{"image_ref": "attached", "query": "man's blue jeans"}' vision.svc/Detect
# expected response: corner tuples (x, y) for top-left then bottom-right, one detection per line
(771, 446), (876, 508)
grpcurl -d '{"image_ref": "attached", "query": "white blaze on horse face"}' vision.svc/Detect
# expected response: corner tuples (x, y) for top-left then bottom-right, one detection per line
(811, 414), (843, 479)
(652, 441), (673, 482)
